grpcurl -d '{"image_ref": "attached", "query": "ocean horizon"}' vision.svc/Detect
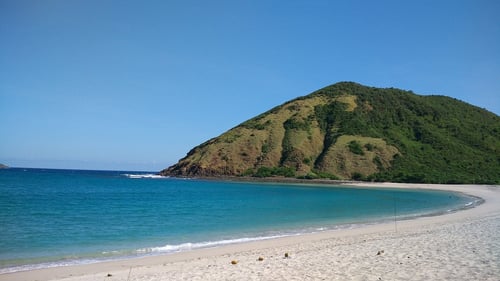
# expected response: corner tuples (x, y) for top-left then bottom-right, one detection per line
(0, 168), (479, 273)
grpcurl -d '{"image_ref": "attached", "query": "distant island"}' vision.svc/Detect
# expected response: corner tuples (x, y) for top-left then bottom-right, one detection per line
(0, 164), (9, 169)
(161, 82), (500, 184)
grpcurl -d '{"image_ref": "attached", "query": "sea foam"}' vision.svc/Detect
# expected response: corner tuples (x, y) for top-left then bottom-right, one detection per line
(142, 235), (290, 254)
(122, 173), (168, 179)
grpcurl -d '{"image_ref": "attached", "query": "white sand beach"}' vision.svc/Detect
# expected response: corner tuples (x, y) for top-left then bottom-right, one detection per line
(1, 183), (499, 281)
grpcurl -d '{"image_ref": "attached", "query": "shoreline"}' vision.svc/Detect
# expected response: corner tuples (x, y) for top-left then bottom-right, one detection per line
(1, 183), (499, 281)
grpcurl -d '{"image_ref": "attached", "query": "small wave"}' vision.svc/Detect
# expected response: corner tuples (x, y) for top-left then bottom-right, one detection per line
(138, 235), (290, 254)
(122, 174), (168, 179)
(0, 258), (102, 275)
(462, 198), (483, 209)
(0, 235), (292, 274)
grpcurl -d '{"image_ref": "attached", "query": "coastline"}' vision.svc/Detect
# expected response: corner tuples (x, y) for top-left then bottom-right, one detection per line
(1, 182), (499, 281)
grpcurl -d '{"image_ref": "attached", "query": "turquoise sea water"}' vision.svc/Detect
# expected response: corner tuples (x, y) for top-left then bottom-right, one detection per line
(0, 168), (479, 273)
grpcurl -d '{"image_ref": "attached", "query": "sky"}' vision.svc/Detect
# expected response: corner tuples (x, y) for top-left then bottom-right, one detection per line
(1, 0), (499, 171)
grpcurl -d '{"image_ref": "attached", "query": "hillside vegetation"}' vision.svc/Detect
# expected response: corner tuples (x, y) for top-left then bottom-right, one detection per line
(161, 82), (500, 184)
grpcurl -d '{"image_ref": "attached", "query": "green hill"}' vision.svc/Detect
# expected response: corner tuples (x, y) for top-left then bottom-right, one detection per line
(161, 82), (500, 184)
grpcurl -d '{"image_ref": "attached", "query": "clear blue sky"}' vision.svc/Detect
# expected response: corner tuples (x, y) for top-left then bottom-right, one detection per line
(1, 0), (499, 171)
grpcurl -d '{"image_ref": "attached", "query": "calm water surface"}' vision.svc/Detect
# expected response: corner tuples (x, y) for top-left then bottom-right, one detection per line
(0, 168), (478, 272)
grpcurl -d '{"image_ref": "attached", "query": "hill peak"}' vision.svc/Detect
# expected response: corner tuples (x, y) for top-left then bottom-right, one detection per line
(162, 82), (500, 184)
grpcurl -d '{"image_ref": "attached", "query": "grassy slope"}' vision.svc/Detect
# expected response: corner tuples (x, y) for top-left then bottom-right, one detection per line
(162, 82), (500, 184)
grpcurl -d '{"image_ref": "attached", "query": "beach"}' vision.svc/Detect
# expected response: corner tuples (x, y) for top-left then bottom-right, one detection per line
(1, 183), (499, 281)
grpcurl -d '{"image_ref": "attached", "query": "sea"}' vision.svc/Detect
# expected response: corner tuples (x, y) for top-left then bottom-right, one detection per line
(0, 168), (480, 273)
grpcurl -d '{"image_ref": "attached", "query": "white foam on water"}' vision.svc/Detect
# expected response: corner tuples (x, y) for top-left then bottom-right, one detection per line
(141, 235), (291, 254)
(122, 173), (168, 179)
(0, 235), (291, 274)
(0, 258), (102, 274)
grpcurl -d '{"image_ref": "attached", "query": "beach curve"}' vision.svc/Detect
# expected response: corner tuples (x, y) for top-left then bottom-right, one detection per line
(1, 183), (499, 281)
